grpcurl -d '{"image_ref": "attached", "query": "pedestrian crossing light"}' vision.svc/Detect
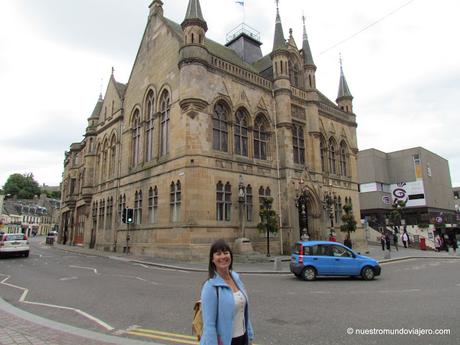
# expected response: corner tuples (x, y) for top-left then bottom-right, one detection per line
(122, 208), (134, 224)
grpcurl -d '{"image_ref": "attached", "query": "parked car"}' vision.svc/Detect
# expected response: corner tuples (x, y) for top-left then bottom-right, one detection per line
(290, 240), (381, 281)
(0, 233), (30, 258)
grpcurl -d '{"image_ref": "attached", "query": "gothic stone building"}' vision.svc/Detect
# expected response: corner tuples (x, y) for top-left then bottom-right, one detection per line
(60, 0), (366, 259)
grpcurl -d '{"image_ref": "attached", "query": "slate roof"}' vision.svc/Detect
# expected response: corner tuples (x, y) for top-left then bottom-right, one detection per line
(164, 18), (258, 73)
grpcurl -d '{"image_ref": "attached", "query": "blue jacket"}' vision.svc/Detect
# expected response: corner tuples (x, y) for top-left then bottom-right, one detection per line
(200, 271), (254, 345)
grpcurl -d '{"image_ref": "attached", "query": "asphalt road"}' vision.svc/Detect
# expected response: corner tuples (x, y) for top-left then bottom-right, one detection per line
(0, 237), (459, 345)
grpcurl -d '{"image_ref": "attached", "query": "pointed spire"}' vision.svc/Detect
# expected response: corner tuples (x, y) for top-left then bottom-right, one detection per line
(272, 0), (286, 51)
(89, 94), (103, 119)
(337, 54), (353, 100)
(182, 0), (207, 31)
(302, 14), (315, 66)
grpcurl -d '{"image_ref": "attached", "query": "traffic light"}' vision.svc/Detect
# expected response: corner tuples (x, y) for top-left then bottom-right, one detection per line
(126, 208), (134, 224)
(122, 208), (127, 223)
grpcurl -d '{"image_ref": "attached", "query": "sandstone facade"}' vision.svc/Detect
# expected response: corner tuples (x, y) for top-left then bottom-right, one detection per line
(59, 0), (367, 259)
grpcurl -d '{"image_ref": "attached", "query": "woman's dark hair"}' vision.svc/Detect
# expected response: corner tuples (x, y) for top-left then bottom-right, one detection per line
(208, 239), (233, 279)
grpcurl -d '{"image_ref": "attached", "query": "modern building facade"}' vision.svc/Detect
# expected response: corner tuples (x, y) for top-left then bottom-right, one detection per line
(358, 148), (456, 240)
(59, 0), (365, 259)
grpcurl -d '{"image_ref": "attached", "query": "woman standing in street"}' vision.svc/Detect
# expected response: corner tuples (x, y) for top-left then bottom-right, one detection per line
(200, 239), (254, 345)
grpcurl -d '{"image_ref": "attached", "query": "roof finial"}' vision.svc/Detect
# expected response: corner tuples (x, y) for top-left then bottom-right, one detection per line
(302, 13), (308, 40)
(99, 77), (103, 100)
(275, 0), (280, 16)
(339, 53), (344, 74)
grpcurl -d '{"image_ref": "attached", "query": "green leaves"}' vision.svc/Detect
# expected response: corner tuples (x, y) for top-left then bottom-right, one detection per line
(257, 197), (279, 234)
(3, 173), (42, 199)
(340, 203), (357, 234)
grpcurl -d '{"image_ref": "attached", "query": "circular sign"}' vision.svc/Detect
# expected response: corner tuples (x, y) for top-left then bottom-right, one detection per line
(435, 216), (443, 223)
(382, 196), (391, 205)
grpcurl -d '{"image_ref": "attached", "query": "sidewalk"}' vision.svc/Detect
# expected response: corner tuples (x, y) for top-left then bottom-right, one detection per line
(51, 241), (460, 274)
(0, 298), (158, 345)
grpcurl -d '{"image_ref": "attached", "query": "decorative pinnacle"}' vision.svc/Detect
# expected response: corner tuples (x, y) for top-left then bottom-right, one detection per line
(339, 53), (344, 74)
(302, 13), (308, 40)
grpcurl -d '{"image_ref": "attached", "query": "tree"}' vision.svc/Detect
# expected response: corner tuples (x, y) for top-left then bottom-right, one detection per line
(3, 173), (41, 199)
(257, 197), (279, 256)
(340, 203), (357, 246)
(389, 199), (407, 233)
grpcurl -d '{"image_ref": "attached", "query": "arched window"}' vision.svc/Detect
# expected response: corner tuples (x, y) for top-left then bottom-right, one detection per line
(320, 135), (327, 173)
(134, 190), (142, 225)
(95, 144), (102, 183)
(328, 138), (337, 174)
(160, 90), (170, 156)
(99, 199), (105, 230)
(106, 197), (113, 230)
(259, 186), (271, 210)
(145, 90), (155, 162)
(131, 110), (141, 167)
(245, 184), (253, 222)
(109, 135), (116, 178)
(340, 141), (348, 176)
(254, 115), (270, 160)
(335, 196), (342, 225)
(234, 109), (249, 157)
(101, 140), (108, 180)
(148, 186), (159, 224)
(170, 181), (181, 222)
(212, 102), (229, 152)
(117, 194), (125, 225)
(216, 182), (232, 221)
(292, 124), (305, 165)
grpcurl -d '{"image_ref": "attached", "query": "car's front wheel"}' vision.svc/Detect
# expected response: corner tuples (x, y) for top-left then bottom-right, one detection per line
(301, 266), (317, 281)
(361, 266), (375, 280)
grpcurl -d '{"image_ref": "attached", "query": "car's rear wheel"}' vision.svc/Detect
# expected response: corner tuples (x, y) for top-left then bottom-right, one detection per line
(23, 251), (29, 258)
(361, 266), (375, 280)
(301, 266), (317, 281)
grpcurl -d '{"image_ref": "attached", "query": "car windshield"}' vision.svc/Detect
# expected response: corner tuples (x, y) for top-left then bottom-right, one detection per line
(5, 234), (26, 241)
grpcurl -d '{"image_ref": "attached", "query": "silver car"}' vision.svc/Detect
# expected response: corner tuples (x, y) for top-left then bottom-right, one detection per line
(0, 233), (30, 258)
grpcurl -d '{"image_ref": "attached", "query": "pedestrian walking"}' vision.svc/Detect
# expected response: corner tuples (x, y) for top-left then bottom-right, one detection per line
(435, 235), (441, 252)
(402, 231), (409, 248)
(393, 232), (399, 251)
(380, 233), (386, 251)
(200, 239), (254, 345)
(385, 233), (391, 251)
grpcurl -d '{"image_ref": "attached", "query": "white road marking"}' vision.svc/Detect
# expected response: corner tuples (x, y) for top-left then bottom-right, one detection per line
(0, 273), (114, 331)
(111, 274), (159, 285)
(378, 288), (421, 293)
(69, 265), (99, 275)
(133, 263), (149, 269)
(59, 276), (78, 281)
(112, 274), (147, 282)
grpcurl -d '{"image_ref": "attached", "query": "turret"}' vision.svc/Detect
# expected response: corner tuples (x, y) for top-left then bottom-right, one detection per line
(270, 1), (289, 81)
(302, 15), (316, 89)
(336, 56), (354, 113)
(181, 0), (207, 45)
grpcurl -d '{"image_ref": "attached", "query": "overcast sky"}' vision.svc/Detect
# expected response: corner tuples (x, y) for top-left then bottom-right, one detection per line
(1, 0), (459, 189)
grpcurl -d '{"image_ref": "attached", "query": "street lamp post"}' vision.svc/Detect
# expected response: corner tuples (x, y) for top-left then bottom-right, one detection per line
(238, 176), (246, 239)
(324, 193), (335, 239)
(234, 175), (253, 254)
(295, 179), (310, 241)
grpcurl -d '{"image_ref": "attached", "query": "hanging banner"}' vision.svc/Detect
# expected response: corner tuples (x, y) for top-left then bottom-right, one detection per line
(390, 180), (426, 207)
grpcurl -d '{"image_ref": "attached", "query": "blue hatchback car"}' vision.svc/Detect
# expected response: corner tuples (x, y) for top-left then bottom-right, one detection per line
(290, 240), (381, 281)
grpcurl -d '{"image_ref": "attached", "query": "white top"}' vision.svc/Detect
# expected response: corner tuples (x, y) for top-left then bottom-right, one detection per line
(232, 290), (247, 338)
